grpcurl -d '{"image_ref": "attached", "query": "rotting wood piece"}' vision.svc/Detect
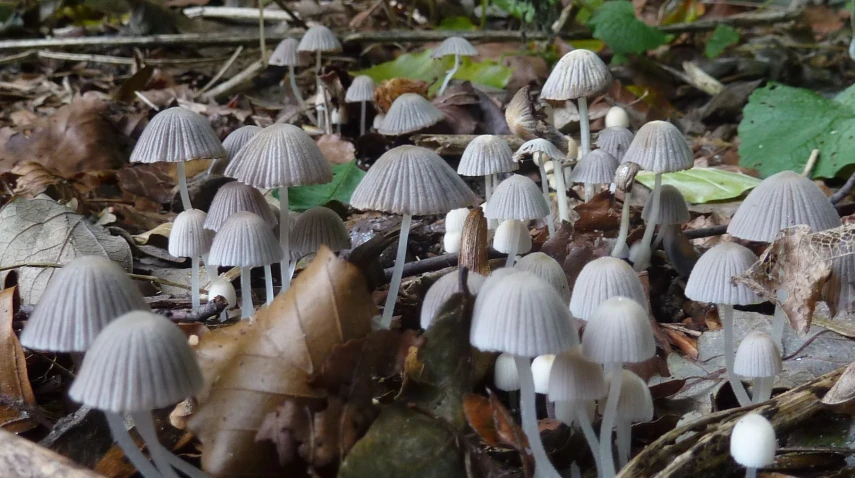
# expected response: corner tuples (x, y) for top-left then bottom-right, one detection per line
(413, 134), (525, 156)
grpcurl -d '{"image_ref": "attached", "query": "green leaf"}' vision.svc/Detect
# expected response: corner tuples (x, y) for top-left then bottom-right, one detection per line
(705, 24), (739, 58)
(438, 16), (476, 30)
(738, 82), (855, 179)
(491, 0), (537, 22)
(635, 168), (761, 203)
(285, 160), (365, 211)
(587, 0), (668, 55)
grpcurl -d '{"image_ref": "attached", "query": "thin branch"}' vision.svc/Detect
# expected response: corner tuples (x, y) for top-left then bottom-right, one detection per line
(0, 33), (300, 52)
(197, 46), (244, 96)
(831, 170), (855, 204)
(269, 0), (309, 29)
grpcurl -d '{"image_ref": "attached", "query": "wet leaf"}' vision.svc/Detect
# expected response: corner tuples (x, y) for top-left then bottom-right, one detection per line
(285, 160), (365, 211)
(588, 1), (669, 56)
(635, 168), (760, 203)
(0, 287), (36, 434)
(705, 25), (740, 59)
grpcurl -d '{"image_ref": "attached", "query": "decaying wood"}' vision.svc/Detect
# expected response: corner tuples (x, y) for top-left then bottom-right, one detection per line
(0, 428), (102, 477)
(413, 134), (525, 156)
(459, 208), (490, 276)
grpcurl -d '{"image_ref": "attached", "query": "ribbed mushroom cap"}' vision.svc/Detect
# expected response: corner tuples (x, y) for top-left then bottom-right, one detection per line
(541, 49), (612, 101)
(614, 369), (654, 422)
(642, 184), (690, 225)
(734, 331), (781, 378)
(432, 36), (478, 58)
(622, 121), (693, 173)
(493, 219), (532, 255)
(458, 135), (518, 176)
(531, 354), (556, 394)
(548, 347), (606, 401)
(169, 209), (214, 258)
(825, 254), (855, 317)
(727, 170), (841, 242)
(222, 125), (261, 161)
(555, 399), (597, 427)
(485, 174), (550, 221)
(345, 75), (376, 103)
(569, 150), (619, 184)
(269, 37), (301, 66)
(494, 352), (521, 392)
(605, 106), (630, 129)
(378, 93), (444, 135)
(685, 242), (760, 305)
(513, 138), (565, 165)
(20, 256), (149, 353)
(479, 267), (524, 297)
(290, 206), (350, 258)
(515, 252), (570, 304)
(730, 414), (777, 468)
(569, 257), (648, 320)
(204, 181), (278, 231)
(420, 270), (486, 329)
(445, 207), (470, 233)
(296, 25), (342, 53)
(597, 126), (634, 161)
(68, 311), (203, 413)
(225, 123), (333, 189)
(207, 212), (284, 267)
(130, 107), (226, 164)
(582, 296), (655, 365)
(207, 279), (237, 308)
(350, 145), (477, 215)
(471, 271), (578, 357)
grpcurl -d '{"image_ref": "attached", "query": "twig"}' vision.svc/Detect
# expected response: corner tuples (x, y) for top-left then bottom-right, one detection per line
(684, 225), (728, 239)
(269, 0), (308, 29)
(197, 46), (243, 96)
(37, 49), (255, 66)
(413, 134), (525, 155)
(134, 91), (160, 111)
(384, 251), (502, 280)
(831, 170), (855, 204)
(802, 149), (820, 177)
(182, 6), (294, 21)
(200, 57), (267, 100)
(154, 296), (227, 323)
(0, 50), (35, 65)
(0, 33), (301, 52)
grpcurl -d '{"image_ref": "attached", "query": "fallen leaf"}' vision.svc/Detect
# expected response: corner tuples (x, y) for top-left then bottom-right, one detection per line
(432, 84), (480, 135)
(574, 190), (620, 233)
(287, 160), (366, 211)
(635, 168), (760, 204)
(9, 161), (84, 204)
(463, 391), (530, 453)
(0, 428), (101, 477)
(822, 361), (855, 407)
(316, 134), (356, 165)
(373, 78), (429, 114)
(0, 287), (36, 434)
(116, 164), (176, 204)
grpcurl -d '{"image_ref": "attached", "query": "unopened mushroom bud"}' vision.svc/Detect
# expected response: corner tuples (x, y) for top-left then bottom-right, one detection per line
(605, 106), (631, 129)
(730, 413), (777, 478)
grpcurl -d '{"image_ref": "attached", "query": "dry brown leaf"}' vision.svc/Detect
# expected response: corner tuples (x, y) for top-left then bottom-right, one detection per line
(0, 428), (101, 477)
(0, 287), (36, 434)
(316, 134), (356, 165)
(821, 361), (855, 407)
(463, 391), (532, 474)
(116, 164), (175, 204)
(374, 79), (429, 114)
(186, 247), (375, 476)
(573, 190), (621, 233)
(9, 161), (84, 204)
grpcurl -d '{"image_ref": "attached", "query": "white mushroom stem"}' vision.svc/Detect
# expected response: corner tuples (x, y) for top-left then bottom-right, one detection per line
(104, 412), (164, 478)
(359, 101), (367, 136)
(578, 97), (590, 156)
(288, 65), (316, 125)
(485, 175), (492, 202)
(719, 305), (752, 406)
(514, 355), (562, 478)
(201, 253), (218, 282)
(746, 467), (757, 478)
(771, 289), (789, 349)
(573, 402), (603, 478)
(379, 213), (412, 329)
(554, 161), (570, 222)
(240, 267), (253, 320)
(537, 159), (556, 237)
(504, 231), (519, 268)
(584, 183), (594, 202)
(633, 172), (662, 272)
(616, 419), (631, 468)
(570, 463), (582, 478)
(611, 191), (632, 258)
(288, 260), (297, 281)
(753, 376), (774, 403)
(132, 412), (210, 478)
(191, 257), (200, 312)
(279, 187), (291, 293)
(176, 162), (192, 211)
(264, 264), (274, 305)
(438, 54), (460, 96)
(599, 364), (622, 478)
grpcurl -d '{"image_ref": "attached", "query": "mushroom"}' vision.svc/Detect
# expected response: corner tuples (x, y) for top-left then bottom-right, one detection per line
(204, 181), (279, 232)
(642, 184), (690, 250)
(130, 107), (226, 211)
(612, 370), (654, 468)
(734, 331), (781, 403)
(685, 242), (761, 406)
(494, 352), (521, 411)
(605, 106), (630, 129)
(351, 145), (477, 329)
(515, 252), (570, 304)
(597, 126), (634, 162)
(208, 212), (284, 317)
(378, 93), (445, 136)
(569, 256), (649, 322)
(207, 278), (237, 322)
(531, 354), (556, 417)
(443, 207), (470, 254)
(269, 38), (313, 123)
(458, 135), (518, 205)
(169, 209), (214, 312)
(514, 138), (566, 234)
(288, 206), (350, 280)
(432, 36), (478, 95)
(730, 414), (777, 478)
(486, 174), (551, 243)
(611, 161), (641, 258)
(493, 219), (532, 268)
(209, 125), (261, 177)
(68, 311), (205, 478)
(297, 25), (342, 128)
(569, 149), (619, 202)
(345, 75), (376, 136)
(420, 270), (486, 329)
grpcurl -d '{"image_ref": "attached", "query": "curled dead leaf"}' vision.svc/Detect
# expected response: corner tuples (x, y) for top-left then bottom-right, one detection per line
(822, 362), (855, 407)
(316, 134), (356, 165)
(374, 78), (429, 114)
(0, 287), (36, 434)
(9, 161), (84, 204)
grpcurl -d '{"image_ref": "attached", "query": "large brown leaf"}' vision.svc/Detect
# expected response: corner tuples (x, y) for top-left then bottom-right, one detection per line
(187, 247), (375, 476)
(0, 287), (36, 433)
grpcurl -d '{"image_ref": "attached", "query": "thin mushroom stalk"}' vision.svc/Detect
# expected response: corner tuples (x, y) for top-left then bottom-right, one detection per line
(485, 175), (492, 202)
(191, 257), (200, 312)
(599, 364), (622, 478)
(573, 403), (603, 478)
(720, 305), (752, 406)
(287, 65), (316, 125)
(240, 267), (253, 319)
(515, 356), (562, 478)
(279, 188), (291, 293)
(746, 468), (758, 478)
(504, 230), (519, 268)
(264, 265), (274, 305)
(359, 100), (366, 136)
(131, 412), (209, 478)
(536, 154), (556, 237)
(584, 183), (594, 202)
(104, 412), (164, 478)
(616, 419), (631, 468)
(770, 289), (788, 349)
(753, 376), (774, 403)
(438, 54), (460, 95)
(633, 172), (662, 271)
(554, 161), (570, 222)
(611, 191), (632, 258)
(578, 97), (591, 156)
(176, 162), (192, 211)
(380, 214), (412, 329)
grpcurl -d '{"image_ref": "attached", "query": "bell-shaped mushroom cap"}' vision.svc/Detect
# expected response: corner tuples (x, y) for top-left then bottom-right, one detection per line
(20, 256), (149, 353)
(622, 121), (693, 173)
(605, 106), (630, 129)
(642, 184), (689, 225)
(432, 36), (478, 58)
(597, 126), (634, 161)
(225, 123), (333, 189)
(222, 125), (261, 161)
(204, 181), (278, 231)
(169, 209), (214, 258)
(471, 271), (578, 357)
(734, 331), (781, 378)
(443, 231), (461, 253)
(825, 254), (855, 318)
(494, 352), (521, 392)
(208, 278), (237, 308)
(582, 296), (655, 364)
(350, 145), (478, 215)
(378, 93), (444, 135)
(290, 206), (350, 258)
(548, 347), (606, 401)
(614, 370), (654, 422)
(68, 311), (203, 413)
(421, 270), (487, 329)
(513, 138), (565, 165)
(458, 135), (518, 176)
(685, 242), (760, 305)
(480, 267), (524, 297)
(569, 149), (619, 184)
(531, 354), (556, 394)
(208, 212), (284, 267)
(493, 219), (532, 255)
(130, 107), (226, 164)
(730, 414), (777, 469)
(727, 170), (841, 242)
(541, 49), (612, 101)
(555, 399), (597, 427)
(345, 75), (376, 103)
(296, 25), (342, 53)
(269, 37), (301, 66)
(515, 252), (570, 303)
(569, 257), (648, 320)
(445, 207), (470, 233)
(486, 174), (550, 221)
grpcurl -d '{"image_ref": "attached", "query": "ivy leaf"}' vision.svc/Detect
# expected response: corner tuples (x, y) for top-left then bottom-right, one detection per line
(587, 0), (668, 55)
(635, 168), (761, 203)
(285, 160), (365, 211)
(705, 25), (739, 58)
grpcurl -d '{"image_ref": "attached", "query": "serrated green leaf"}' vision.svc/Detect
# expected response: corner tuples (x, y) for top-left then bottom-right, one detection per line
(705, 24), (739, 58)
(285, 160), (365, 211)
(635, 168), (761, 203)
(438, 16), (476, 30)
(587, 0), (668, 55)
(738, 82), (855, 179)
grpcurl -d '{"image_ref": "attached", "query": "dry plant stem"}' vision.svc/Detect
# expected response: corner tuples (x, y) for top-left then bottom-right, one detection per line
(600, 364), (622, 478)
(240, 267), (253, 320)
(176, 162), (192, 211)
(538, 161), (556, 237)
(258, 2), (266, 68)
(611, 192), (632, 258)
(633, 173), (662, 271)
(197, 47), (243, 96)
(104, 412), (163, 478)
(201, 58), (265, 100)
(771, 289), (789, 349)
(380, 214), (412, 329)
(575, 404), (604, 478)
(263, 265), (274, 305)
(555, 162), (570, 222)
(515, 356), (562, 478)
(578, 97), (591, 156)
(132, 412), (209, 478)
(439, 54), (460, 96)
(720, 305), (752, 406)
(191, 257), (200, 312)
(360, 101), (366, 136)
(279, 188), (291, 293)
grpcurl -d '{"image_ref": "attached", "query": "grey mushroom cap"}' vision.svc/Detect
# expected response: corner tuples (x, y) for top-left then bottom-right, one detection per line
(515, 252), (570, 304)
(20, 256), (149, 353)
(642, 184), (689, 225)
(548, 347), (607, 401)
(208, 212), (285, 267)
(130, 107), (226, 164)
(614, 370), (654, 422)
(734, 331), (782, 378)
(569, 150), (619, 184)
(514, 138), (565, 164)
(225, 123), (333, 189)
(290, 206), (351, 258)
(346, 76), (376, 103)
(209, 125), (261, 176)
(541, 49), (613, 101)
(622, 121), (693, 173)
(825, 254), (855, 318)
(458, 135), (518, 176)
(597, 126), (634, 161)
(204, 181), (279, 231)
(68, 311), (203, 413)
(685, 242), (761, 306)
(378, 93), (444, 136)
(350, 145), (478, 215)
(269, 38), (301, 67)
(485, 174), (550, 221)
(296, 25), (342, 53)
(420, 270), (487, 329)
(727, 170), (841, 242)
(169, 209), (214, 258)
(569, 257), (648, 320)
(432, 36), (478, 58)
(582, 296), (655, 365)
